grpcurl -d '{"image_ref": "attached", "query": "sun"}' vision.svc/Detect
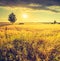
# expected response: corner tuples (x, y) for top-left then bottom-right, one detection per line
(22, 14), (28, 19)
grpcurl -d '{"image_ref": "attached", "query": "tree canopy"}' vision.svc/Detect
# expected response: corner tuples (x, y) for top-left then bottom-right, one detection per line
(8, 13), (16, 24)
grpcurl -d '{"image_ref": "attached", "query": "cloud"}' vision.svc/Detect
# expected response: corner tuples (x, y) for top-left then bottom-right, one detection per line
(0, 0), (60, 13)
(27, 4), (60, 13)
(0, 0), (60, 6)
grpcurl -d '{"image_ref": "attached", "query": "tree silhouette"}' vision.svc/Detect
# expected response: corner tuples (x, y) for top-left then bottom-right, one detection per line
(54, 20), (56, 24)
(8, 13), (16, 24)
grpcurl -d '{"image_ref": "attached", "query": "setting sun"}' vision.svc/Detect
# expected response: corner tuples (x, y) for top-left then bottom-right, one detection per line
(22, 14), (28, 19)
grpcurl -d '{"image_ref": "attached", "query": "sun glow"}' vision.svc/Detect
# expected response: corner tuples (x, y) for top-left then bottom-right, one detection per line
(22, 14), (28, 19)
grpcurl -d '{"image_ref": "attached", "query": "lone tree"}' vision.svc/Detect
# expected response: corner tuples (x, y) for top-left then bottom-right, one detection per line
(54, 20), (57, 24)
(8, 13), (16, 24)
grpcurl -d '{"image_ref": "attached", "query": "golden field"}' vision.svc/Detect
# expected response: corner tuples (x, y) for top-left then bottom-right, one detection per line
(0, 23), (60, 61)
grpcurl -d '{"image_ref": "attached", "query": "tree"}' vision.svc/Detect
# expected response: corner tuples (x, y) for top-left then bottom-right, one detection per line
(54, 20), (56, 24)
(8, 13), (17, 24)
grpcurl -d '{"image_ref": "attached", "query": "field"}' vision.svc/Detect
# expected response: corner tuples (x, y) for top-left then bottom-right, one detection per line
(0, 23), (60, 61)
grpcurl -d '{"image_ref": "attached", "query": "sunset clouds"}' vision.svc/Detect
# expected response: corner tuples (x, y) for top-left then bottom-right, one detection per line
(0, 0), (60, 22)
(0, 0), (60, 6)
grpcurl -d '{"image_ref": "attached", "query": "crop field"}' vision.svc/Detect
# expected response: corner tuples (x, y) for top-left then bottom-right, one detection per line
(0, 23), (60, 61)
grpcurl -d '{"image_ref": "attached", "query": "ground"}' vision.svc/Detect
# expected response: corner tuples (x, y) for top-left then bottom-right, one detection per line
(0, 23), (60, 61)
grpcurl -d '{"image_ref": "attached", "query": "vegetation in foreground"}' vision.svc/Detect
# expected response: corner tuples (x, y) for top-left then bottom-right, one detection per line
(0, 24), (60, 61)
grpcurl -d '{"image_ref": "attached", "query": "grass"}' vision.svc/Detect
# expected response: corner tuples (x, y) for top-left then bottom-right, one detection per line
(0, 24), (60, 61)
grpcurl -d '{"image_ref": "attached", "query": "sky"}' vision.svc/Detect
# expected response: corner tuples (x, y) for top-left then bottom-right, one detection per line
(0, 0), (60, 22)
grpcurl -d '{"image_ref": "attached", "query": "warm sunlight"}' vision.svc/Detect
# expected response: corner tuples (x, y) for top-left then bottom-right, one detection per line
(22, 14), (28, 19)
